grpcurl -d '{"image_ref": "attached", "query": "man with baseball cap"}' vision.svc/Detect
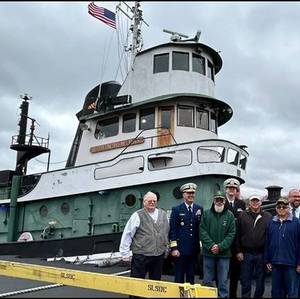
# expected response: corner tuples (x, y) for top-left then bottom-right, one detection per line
(223, 178), (246, 298)
(200, 190), (236, 298)
(169, 182), (203, 284)
(236, 195), (272, 297)
(265, 197), (300, 297)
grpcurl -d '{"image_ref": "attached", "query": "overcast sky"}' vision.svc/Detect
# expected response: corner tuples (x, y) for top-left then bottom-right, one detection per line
(1, 1), (300, 198)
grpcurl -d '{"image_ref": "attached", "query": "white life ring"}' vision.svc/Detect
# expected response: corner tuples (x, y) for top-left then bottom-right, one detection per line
(17, 232), (33, 242)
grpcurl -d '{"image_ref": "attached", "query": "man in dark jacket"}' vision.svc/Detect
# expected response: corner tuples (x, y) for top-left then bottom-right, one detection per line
(236, 195), (272, 298)
(223, 177), (246, 298)
(200, 191), (236, 298)
(265, 197), (300, 298)
(169, 182), (203, 284)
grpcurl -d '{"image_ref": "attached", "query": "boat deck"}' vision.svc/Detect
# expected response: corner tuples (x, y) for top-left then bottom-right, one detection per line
(0, 255), (272, 298)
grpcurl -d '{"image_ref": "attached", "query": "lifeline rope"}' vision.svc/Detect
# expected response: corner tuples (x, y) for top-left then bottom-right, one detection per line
(0, 283), (63, 298)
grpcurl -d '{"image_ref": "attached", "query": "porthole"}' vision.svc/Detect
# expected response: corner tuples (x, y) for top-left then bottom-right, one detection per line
(39, 205), (48, 217)
(173, 187), (182, 199)
(125, 194), (136, 207)
(61, 202), (70, 215)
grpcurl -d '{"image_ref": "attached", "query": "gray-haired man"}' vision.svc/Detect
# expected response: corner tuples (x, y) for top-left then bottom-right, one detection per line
(119, 191), (169, 280)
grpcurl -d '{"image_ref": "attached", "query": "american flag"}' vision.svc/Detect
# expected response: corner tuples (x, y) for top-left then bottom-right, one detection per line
(88, 2), (116, 29)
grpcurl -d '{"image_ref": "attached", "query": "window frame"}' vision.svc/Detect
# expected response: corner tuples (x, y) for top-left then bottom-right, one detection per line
(172, 51), (190, 72)
(153, 53), (170, 74)
(177, 105), (194, 128)
(122, 112), (136, 133)
(210, 111), (217, 134)
(196, 108), (209, 130)
(139, 107), (156, 130)
(192, 53), (206, 75)
(207, 59), (215, 81)
(94, 116), (119, 139)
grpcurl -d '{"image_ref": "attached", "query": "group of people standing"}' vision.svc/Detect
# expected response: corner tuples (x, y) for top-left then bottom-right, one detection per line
(119, 179), (300, 298)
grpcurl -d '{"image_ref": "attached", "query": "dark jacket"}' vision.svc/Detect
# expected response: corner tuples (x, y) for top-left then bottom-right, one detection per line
(225, 197), (246, 253)
(225, 197), (246, 218)
(236, 209), (272, 254)
(200, 203), (236, 258)
(169, 202), (203, 255)
(264, 214), (300, 267)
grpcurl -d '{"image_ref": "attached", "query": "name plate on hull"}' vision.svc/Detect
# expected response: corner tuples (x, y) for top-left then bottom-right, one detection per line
(90, 137), (145, 153)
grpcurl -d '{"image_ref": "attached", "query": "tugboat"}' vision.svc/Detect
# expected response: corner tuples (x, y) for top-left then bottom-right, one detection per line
(0, 2), (248, 258)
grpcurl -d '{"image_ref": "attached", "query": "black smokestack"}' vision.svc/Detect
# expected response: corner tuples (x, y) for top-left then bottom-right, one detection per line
(265, 185), (283, 202)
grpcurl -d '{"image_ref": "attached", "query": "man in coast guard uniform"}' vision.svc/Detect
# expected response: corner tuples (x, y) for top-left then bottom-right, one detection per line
(169, 183), (203, 284)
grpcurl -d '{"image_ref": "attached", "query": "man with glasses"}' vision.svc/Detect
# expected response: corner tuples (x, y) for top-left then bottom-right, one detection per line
(169, 182), (203, 284)
(200, 191), (236, 298)
(265, 197), (300, 298)
(236, 195), (272, 297)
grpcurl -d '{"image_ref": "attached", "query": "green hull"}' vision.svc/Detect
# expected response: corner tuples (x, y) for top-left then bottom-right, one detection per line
(0, 174), (229, 243)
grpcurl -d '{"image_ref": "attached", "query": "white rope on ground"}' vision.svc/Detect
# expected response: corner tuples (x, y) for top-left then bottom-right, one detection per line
(0, 283), (63, 298)
(112, 269), (131, 276)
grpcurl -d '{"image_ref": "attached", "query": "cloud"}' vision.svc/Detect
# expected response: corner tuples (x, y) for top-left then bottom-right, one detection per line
(1, 2), (300, 198)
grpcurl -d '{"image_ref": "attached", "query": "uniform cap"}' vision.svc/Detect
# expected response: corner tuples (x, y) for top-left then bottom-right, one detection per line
(224, 178), (240, 189)
(276, 197), (289, 205)
(214, 191), (225, 199)
(249, 195), (262, 201)
(180, 183), (197, 193)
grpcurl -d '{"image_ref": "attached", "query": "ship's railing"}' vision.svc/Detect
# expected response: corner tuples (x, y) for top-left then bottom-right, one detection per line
(93, 138), (248, 184)
(11, 134), (49, 148)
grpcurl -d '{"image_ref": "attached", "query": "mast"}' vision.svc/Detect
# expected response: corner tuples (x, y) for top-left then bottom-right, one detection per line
(10, 94), (50, 175)
(117, 1), (147, 70)
(129, 1), (143, 67)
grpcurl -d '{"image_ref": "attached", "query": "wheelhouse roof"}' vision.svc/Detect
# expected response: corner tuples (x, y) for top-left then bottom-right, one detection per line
(80, 93), (233, 127)
(136, 42), (223, 74)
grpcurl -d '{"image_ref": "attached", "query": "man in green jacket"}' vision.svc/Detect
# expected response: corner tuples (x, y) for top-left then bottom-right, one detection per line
(200, 191), (236, 298)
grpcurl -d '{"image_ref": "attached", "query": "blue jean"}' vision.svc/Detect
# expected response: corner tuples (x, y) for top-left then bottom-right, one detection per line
(271, 264), (299, 298)
(202, 256), (230, 298)
(240, 252), (265, 298)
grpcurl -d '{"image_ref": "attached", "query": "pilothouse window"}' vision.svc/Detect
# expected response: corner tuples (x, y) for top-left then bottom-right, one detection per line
(153, 53), (169, 73)
(178, 106), (194, 127)
(196, 109), (209, 130)
(140, 108), (155, 130)
(95, 117), (119, 139)
(161, 109), (172, 129)
(122, 113), (136, 133)
(192, 54), (205, 75)
(208, 60), (215, 81)
(210, 112), (217, 133)
(172, 51), (189, 71)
